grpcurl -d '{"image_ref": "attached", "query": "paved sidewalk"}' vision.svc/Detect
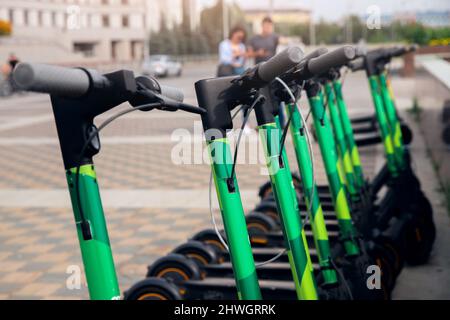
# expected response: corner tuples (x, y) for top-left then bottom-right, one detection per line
(390, 114), (450, 299)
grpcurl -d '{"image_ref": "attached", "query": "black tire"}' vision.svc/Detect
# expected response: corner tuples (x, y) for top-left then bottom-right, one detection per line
(258, 181), (273, 200)
(341, 254), (388, 300)
(374, 236), (405, 277)
(124, 278), (182, 300)
(403, 213), (435, 265)
(246, 211), (279, 235)
(369, 243), (397, 292)
(146, 253), (201, 283)
(319, 281), (354, 300)
(442, 100), (450, 123)
(191, 229), (227, 254)
(172, 240), (218, 267)
(401, 194), (435, 265)
(400, 123), (413, 145)
(443, 125), (450, 145)
(254, 200), (280, 223)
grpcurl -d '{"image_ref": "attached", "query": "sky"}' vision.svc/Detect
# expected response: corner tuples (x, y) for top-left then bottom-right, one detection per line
(199, 0), (450, 22)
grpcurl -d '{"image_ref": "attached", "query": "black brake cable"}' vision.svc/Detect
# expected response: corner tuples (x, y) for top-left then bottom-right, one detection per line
(209, 96), (290, 267)
(75, 101), (163, 240)
(274, 78), (314, 227)
(278, 80), (306, 165)
(319, 84), (329, 125)
(329, 257), (354, 300)
(228, 95), (265, 190)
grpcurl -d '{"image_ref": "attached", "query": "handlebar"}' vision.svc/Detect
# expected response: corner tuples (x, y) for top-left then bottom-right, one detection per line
(13, 63), (94, 98)
(386, 44), (418, 58)
(307, 46), (356, 76)
(160, 85), (184, 103)
(257, 46), (304, 83)
(355, 45), (367, 58)
(234, 47), (303, 90)
(303, 48), (329, 62)
(13, 62), (184, 103)
(348, 57), (365, 72)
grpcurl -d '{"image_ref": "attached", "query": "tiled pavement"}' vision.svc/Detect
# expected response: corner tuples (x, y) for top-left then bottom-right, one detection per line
(0, 64), (446, 299)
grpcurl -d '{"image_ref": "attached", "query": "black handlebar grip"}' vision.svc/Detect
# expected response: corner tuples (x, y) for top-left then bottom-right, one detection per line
(355, 45), (367, 57)
(389, 46), (408, 58)
(13, 63), (91, 98)
(258, 46), (304, 83)
(160, 85), (184, 103)
(303, 47), (328, 61)
(348, 58), (365, 72)
(308, 45), (356, 75)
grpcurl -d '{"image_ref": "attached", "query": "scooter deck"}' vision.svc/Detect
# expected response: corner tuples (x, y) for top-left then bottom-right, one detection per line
(203, 261), (320, 281)
(183, 277), (297, 300)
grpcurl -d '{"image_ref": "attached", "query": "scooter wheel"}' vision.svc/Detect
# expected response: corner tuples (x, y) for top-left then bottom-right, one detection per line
(246, 211), (278, 247)
(399, 194), (436, 265)
(172, 240), (219, 267)
(319, 282), (353, 300)
(254, 201), (280, 223)
(124, 278), (182, 300)
(403, 213), (435, 265)
(341, 254), (389, 300)
(373, 236), (405, 277)
(146, 253), (202, 283)
(257, 175), (303, 200)
(258, 181), (273, 200)
(369, 243), (397, 292)
(191, 229), (227, 254)
(400, 123), (413, 145)
(246, 211), (279, 234)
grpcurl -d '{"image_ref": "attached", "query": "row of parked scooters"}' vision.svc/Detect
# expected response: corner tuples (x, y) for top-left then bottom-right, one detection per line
(12, 44), (435, 300)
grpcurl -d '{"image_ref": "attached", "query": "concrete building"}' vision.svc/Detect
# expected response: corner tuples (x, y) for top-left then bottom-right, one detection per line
(240, 0), (311, 34)
(147, 0), (199, 32)
(0, 0), (147, 63)
(147, 0), (182, 32)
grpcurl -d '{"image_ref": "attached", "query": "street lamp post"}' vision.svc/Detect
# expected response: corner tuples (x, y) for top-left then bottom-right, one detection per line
(222, 0), (229, 40)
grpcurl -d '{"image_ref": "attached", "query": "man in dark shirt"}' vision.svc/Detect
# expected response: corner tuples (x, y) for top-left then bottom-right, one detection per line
(248, 17), (287, 127)
(248, 17), (279, 65)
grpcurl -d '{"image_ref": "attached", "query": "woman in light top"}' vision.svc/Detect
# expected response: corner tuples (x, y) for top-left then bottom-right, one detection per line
(217, 26), (247, 76)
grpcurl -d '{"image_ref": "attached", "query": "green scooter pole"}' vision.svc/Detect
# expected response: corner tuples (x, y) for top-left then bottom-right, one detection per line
(285, 102), (339, 286)
(378, 72), (406, 170)
(367, 75), (399, 177)
(319, 89), (349, 196)
(257, 118), (318, 300)
(306, 82), (360, 257)
(66, 165), (120, 300)
(207, 138), (262, 300)
(323, 82), (359, 201)
(332, 79), (366, 190)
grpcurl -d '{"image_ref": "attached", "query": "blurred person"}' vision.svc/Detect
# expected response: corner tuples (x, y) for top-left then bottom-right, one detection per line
(248, 17), (286, 127)
(217, 26), (247, 77)
(218, 26), (253, 133)
(8, 53), (19, 71)
(248, 17), (279, 64)
(1, 53), (20, 96)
